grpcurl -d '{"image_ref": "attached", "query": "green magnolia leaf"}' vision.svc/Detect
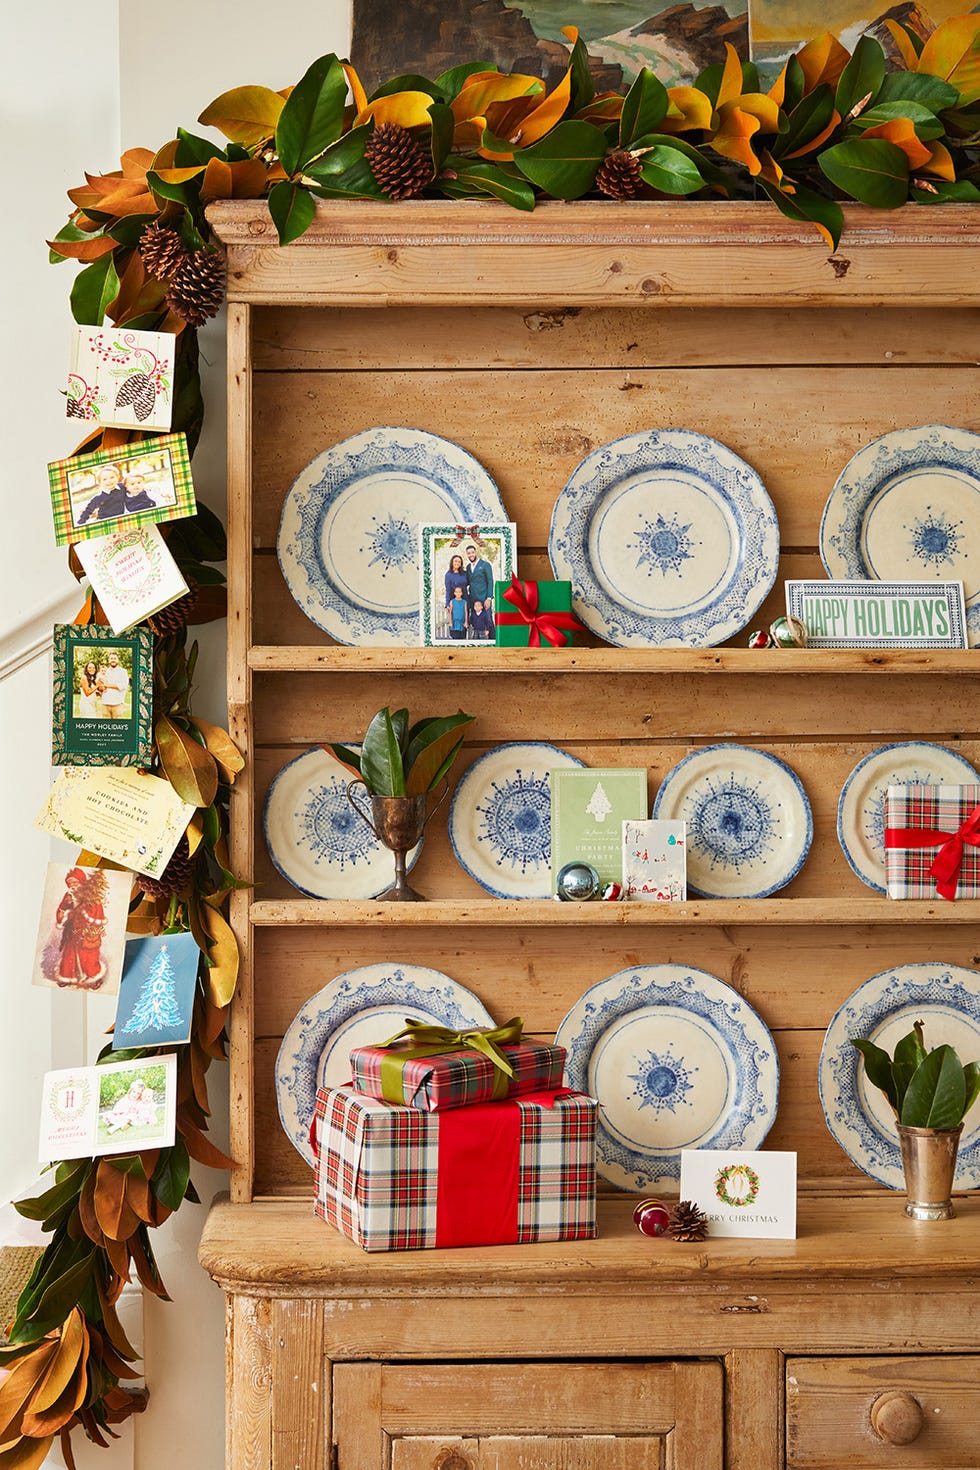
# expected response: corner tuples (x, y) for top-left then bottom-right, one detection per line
(178, 207), (206, 253)
(276, 53), (348, 176)
(49, 218), (105, 263)
(632, 132), (729, 186)
(901, 1044), (967, 1127)
(360, 708), (405, 796)
(108, 213), (157, 248)
(146, 168), (199, 207)
(151, 1139), (191, 1211)
(567, 27), (595, 114)
(12, 1247), (95, 1340)
(781, 55), (806, 114)
(836, 35), (886, 117)
(893, 1026), (928, 1111)
(14, 1168), (87, 1223)
(429, 100), (455, 172)
(304, 125), (387, 200)
(876, 70), (959, 111)
(742, 60), (760, 92)
(774, 84), (835, 158)
(389, 708), (410, 752)
(619, 68), (669, 146)
(404, 712), (475, 795)
(326, 741), (362, 779)
(913, 179), (980, 203)
(70, 251), (120, 326)
(694, 60), (724, 106)
(369, 72), (442, 101)
(427, 734), (466, 792)
(639, 144), (704, 194)
(818, 137), (909, 207)
(438, 158), (536, 210)
(757, 179), (843, 250)
(175, 127), (226, 166)
(433, 62), (496, 101)
(513, 120), (606, 199)
(852, 1038), (899, 1111)
(267, 180), (317, 246)
(964, 1060), (980, 1117)
(854, 101), (945, 139)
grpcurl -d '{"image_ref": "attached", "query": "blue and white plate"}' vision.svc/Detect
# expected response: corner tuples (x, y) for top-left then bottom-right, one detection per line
(277, 428), (508, 645)
(548, 430), (779, 647)
(820, 424), (980, 646)
(449, 742), (585, 898)
(556, 965), (778, 1190)
(276, 964), (493, 1165)
(819, 962), (980, 1190)
(264, 746), (422, 899)
(653, 744), (812, 898)
(837, 741), (980, 894)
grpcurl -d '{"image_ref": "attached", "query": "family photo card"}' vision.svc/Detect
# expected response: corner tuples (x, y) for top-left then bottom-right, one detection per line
(48, 431), (195, 547)
(39, 1054), (177, 1162)
(31, 862), (133, 994)
(67, 325), (175, 431)
(113, 934), (199, 1050)
(51, 623), (153, 766)
(419, 522), (516, 646)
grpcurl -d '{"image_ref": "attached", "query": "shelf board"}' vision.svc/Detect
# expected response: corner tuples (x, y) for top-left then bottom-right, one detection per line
(249, 896), (980, 927)
(248, 646), (980, 675)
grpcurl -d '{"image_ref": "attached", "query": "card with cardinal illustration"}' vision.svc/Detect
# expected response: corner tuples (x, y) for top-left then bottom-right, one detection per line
(67, 324), (174, 429)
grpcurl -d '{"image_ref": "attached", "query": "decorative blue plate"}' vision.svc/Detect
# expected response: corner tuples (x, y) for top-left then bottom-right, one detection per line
(276, 964), (494, 1165)
(277, 428), (509, 645)
(556, 965), (778, 1190)
(263, 746), (421, 899)
(548, 430), (779, 647)
(653, 744), (812, 898)
(837, 741), (980, 894)
(819, 962), (980, 1190)
(820, 424), (980, 646)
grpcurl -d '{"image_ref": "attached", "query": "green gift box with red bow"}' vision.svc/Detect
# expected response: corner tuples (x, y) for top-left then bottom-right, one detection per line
(493, 574), (584, 648)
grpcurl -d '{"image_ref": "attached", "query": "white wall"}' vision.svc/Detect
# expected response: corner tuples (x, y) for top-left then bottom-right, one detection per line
(2, 2), (350, 1465)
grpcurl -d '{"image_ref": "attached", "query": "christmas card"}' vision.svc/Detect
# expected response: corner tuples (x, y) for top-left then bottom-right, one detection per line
(32, 862), (134, 994)
(680, 1148), (797, 1239)
(549, 768), (648, 893)
(67, 325), (175, 430)
(48, 432), (195, 547)
(51, 623), (153, 767)
(623, 819), (687, 901)
(38, 1053), (177, 1162)
(34, 767), (195, 878)
(419, 522), (516, 646)
(74, 523), (188, 635)
(113, 934), (198, 1049)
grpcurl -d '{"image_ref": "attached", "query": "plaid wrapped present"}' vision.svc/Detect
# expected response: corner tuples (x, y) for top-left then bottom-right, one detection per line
(884, 784), (980, 900)
(350, 1016), (565, 1112)
(494, 574), (583, 648)
(313, 1085), (596, 1252)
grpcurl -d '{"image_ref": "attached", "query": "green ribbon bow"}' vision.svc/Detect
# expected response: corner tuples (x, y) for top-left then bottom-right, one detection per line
(377, 1016), (525, 1106)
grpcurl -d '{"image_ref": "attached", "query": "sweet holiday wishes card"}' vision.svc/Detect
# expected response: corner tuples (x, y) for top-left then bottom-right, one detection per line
(113, 934), (198, 1049)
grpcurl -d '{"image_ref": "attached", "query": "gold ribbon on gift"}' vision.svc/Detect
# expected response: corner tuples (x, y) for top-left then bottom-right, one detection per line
(377, 1016), (525, 1106)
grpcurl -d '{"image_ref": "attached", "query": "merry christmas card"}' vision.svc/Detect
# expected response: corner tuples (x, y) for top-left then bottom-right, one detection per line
(113, 934), (198, 1049)
(74, 523), (189, 635)
(32, 862), (134, 994)
(550, 768), (648, 893)
(39, 1053), (177, 1162)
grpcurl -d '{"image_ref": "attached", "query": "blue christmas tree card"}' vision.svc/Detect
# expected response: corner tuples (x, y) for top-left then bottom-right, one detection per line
(113, 933), (199, 1049)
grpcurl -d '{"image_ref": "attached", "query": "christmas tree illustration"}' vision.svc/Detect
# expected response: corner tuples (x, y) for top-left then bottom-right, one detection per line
(585, 781), (613, 823)
(123, 947), (184, 1034)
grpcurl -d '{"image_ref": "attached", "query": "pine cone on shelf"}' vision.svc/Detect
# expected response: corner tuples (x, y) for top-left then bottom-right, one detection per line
(138, 835), (194, 903)
(147, 582), (199, 639)
(166, 248), (226, 326)
(139, 222), (185, 281)
(365, 123), (434, 200)
(668, 1200), (710, 1243)
(596, 149), (644, 200)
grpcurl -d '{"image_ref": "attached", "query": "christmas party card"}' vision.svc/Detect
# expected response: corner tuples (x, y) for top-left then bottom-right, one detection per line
(39, 1053), (177, 1162)
(34, 766), (195, 878)
(623, 819), (687, 901)
(48, 432), (195, 547)
(32, 862), (134, 994)
(67, 325), (175, 431)
(51, 623), (153, 767)
(74, 523), (189, 635)
(113, 934), (198, 1049)
(550, 768), (648, 893)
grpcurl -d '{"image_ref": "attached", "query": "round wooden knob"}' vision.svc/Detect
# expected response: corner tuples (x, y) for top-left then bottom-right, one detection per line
(434, 1451), (471, 1470)
(870, 1389), (924, 1445)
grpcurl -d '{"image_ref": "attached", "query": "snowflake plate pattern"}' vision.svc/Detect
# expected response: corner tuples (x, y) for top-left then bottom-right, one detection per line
(819, 962), (980, 1190)
(653, 744), (812, 898)
(819, 424), (980, 645)
(836, 740), (980, 894)
(548, 430), (779, 647)
(448, 742), (585, 898)
(277, 428), (508, 645)
(555, 965), (778, 1190)
(263, 746), (421, 899)
(276, 964), (494, 1165)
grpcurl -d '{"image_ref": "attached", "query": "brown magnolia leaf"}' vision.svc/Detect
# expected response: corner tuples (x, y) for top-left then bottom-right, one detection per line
(27, 1312), (86, 1415)
(177, 1113), (235, 1171)
(200, 901), (239, 1007)
(79, 1406), (110, 1447)
(94, 1283), (138, 1361)
(93, 1162), (140, 1242)
(0, 1432), (56, 1469)
(46, 234), (117, 262)
(123, 913), (164, 937)
(103, 1235), (131, 1285)
(120, 148), (155, 177)
(0, 1342), (58, 1445)
(187, 583), (227, 625)
(198, 84), (285, 148)
(77, 1171), (104, 1247)
(20, 1355), (87, 1436)
(186, 893), (211, 957)
(96, 1335), (140, 1381)
(189, 716), (245, 783)
(128, 1234), (169, 1300)
(190, 1036), (211, 1115)
(155, 714), (218, 808)
(144, 1193), (173, 1229)
(123, 1170), (154, 1225)
(185, 812), (204, 857)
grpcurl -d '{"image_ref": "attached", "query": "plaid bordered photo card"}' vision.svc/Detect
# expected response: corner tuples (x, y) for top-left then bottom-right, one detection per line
(48, 431), (196, 547)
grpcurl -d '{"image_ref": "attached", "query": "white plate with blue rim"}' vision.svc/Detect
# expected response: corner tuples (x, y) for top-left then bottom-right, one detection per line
(820, 424), (980, 646)
(653, 744), (813, 898)
(276, 964), (494, 1166)
(449, 742), (586, 898)
(556, 964), (778, 1190)
(819, 961), (980, 1189)
(548, 429), (779, 647)
(263, 746), (422, 899)
(277, 428), (509, 645)
(837, 740), (980, 894)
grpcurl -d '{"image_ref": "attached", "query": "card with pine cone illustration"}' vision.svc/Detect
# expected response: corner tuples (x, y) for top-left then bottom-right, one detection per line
(67, 324), (174, 429)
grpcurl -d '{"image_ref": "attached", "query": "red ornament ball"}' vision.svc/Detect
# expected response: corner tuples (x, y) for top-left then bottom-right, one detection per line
(747, 629), (773, 649)
(633, 1198), (671, 1237)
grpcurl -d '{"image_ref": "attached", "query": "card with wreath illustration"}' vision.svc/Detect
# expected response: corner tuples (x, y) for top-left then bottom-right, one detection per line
(67, 325), (174, 429)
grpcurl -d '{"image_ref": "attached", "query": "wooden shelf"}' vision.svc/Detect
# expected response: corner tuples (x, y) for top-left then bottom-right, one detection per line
(249, 896), (980, 926)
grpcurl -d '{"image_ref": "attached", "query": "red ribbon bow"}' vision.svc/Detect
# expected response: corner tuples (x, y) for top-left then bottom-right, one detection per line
(449, 524), (485, 548)
(496, 574), (585, 648)
(884, 800), (980, 901)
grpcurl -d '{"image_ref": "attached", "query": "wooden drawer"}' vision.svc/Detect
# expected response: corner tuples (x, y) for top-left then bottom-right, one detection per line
(786, 1356), (980, 1469)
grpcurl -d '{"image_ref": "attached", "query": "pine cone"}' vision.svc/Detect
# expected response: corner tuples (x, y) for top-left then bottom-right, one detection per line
(596, 149), (644, 200)
(138, 835), (194, 902)
(139, 222), (185, 281)
(146, 581), (199, 639)
(166, 248), (226, 326)
(668, 1200), (709, 1243)
(365, 123), (433, 201)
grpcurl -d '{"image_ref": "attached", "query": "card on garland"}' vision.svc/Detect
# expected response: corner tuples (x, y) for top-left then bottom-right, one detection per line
(31, 862), (133, 994)
(52, 623), (153, 766)
(67, 325), (175, 430)
(623, 818), (686, 900)
(419, 522), (515, 645)
(550, 768), (648, 893)
(34, 767), (195, 878)
(38, 1053), (177, 1162)
(680, 1148), (797, 1238)
(48, 432), (195, 547)
(74, 523), (188, 634)
(113, 934), (198, 1049)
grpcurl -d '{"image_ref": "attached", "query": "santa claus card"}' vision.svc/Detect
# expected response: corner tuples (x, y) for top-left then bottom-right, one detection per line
(32, 862), (133, 994)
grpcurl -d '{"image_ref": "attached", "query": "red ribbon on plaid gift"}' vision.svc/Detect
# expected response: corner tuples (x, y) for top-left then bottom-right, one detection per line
(884, 800), (980, 901)
(495, 573), (585, 648)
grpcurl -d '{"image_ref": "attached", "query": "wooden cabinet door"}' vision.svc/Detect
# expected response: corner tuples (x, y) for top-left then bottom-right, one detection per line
(333, 1360), (723, 1470)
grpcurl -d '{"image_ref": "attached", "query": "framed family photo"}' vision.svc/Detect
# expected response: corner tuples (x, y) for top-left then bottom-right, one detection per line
(51, 622), (153, 766)
(419, 522), (516, 647)
(47, 430), (195, 546)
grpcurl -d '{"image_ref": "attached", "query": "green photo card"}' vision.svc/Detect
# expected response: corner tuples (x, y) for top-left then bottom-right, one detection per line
(48, 431), (196, 547)
(52, 623), (153, 767)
